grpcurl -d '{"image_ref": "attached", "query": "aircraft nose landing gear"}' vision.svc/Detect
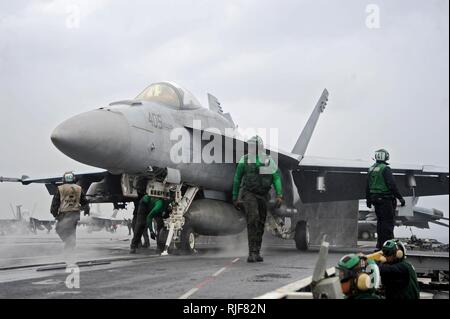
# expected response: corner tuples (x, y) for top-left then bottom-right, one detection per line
(159, 221), (197, 255)
(160, 186), (199, 256)
(176, 223), (196, 254)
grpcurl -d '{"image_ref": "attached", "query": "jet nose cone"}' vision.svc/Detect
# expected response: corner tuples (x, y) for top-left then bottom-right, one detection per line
(51, 109), (130, 169)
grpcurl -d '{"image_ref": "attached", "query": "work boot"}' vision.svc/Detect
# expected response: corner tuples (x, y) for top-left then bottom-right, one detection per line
(247, 253), (257, 263)
(129, 248), (136, 254)
(255, 252), (264, 262)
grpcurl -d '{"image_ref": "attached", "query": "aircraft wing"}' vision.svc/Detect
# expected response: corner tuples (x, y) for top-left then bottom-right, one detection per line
(400, 221), (431, 229)
(293, 156), (449, 203)
(0, 171), (109, 194)
(183, 125), (301, 168)
(429, 220), (450, 228)
(184, 125), (449, 203)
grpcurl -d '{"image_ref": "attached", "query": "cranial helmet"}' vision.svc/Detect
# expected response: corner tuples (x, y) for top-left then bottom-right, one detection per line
(247, 135), (264, 148)
(336, 254), (378, 295)
(375, 149), (390, 162)
(382, 239), (406, 260)
(62, 171), (75, 184)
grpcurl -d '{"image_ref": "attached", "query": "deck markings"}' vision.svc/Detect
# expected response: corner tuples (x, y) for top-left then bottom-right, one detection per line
(178, 257), (240, 299)
(212, 267), (227, 277)
(179, 288), (199, 299)
(32, 279), (62, 285)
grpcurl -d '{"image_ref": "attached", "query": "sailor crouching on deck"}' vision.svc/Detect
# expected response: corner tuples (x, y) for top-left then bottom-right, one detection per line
(130, 194), (171, 254)
(378, 239), (420, 300)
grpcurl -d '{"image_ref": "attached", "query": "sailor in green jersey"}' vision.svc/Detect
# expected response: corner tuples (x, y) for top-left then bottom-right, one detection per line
(378, 240), (420, 299)
(232, 135), (283, 263)
(336, 253), (383, 299)
(366, 149), (405, 249)
(130, 194), (170, 253)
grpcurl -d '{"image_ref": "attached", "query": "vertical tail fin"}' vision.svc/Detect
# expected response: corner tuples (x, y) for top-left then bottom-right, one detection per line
(207, 93), (223, 113)
(291, 89), (329, 158)
(208, 93), (236, 128)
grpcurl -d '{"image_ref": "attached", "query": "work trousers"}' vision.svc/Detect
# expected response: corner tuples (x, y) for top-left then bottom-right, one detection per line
(55, 211), (80, 250)
(371, 195), (396, 249)
(241, 190), (268, 254)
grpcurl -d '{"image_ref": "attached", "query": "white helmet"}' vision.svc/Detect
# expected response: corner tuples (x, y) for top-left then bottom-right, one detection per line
(247, 135), (264, 148)
(375, 149), (390, 162)
(62, 171), (75, 183)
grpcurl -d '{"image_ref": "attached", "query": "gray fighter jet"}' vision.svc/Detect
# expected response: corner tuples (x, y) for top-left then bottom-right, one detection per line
(0, 204), (55, 235)
(1, 82), (449, 252)
(358, 200), (449, 240)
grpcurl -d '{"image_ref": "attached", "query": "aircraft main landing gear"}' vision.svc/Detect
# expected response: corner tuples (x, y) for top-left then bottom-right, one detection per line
(295, 220), (310, 251)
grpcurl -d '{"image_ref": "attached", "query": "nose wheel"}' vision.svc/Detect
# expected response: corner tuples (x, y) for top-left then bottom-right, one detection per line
(157, 223), (196, 254)
(175, 223), (196, 254)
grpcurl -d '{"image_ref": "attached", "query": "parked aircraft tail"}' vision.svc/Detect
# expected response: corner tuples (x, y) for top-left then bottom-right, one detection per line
(291, 89), (329, 158)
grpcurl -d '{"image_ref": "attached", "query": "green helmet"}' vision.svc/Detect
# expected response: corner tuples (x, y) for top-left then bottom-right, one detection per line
(336, 254), (361, 282)
(375, 149), (390, 162)
(247, 135), (264, 148)
(382, 239), (406, 259)
(336, 254), (381, 292)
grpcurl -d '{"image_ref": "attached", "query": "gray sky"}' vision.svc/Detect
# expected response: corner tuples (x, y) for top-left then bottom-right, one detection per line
(0, 0), (448, 241)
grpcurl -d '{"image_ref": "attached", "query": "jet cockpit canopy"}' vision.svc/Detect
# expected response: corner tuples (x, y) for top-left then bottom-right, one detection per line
(135, 81), (202, 109)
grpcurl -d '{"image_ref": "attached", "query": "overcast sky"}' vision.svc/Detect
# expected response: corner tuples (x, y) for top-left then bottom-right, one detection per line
(0, 0), (448, 242)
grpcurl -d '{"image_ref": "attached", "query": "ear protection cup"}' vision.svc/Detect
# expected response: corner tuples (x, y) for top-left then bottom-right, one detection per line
(396, 249), (404, 259)
(356, 273), (371, 291)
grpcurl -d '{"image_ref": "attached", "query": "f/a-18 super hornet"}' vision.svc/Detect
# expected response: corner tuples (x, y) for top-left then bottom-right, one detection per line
(358, 199), (449, 240)
(78, 205), (126, 233)
(0, 204), (55, 235)
(1, 82), (449, 253)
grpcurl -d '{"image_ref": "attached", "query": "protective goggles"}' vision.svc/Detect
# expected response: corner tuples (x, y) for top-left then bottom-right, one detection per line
(336, 267), (356, 283)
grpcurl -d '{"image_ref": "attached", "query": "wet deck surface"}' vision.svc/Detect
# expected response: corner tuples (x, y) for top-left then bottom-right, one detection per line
(0, 230), (346, 299)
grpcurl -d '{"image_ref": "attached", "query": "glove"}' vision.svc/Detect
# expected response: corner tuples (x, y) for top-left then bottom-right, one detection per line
(150, 231), (156, 240)
(233, 200), (242, 210)
(399, 198), (406, 207)
(366, 200), (372, 209)
(275, 196), (283, 209)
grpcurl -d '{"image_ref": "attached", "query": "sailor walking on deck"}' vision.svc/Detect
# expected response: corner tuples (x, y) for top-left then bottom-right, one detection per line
(232, 136), (283, 263)
(50, 172), (90, 250)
